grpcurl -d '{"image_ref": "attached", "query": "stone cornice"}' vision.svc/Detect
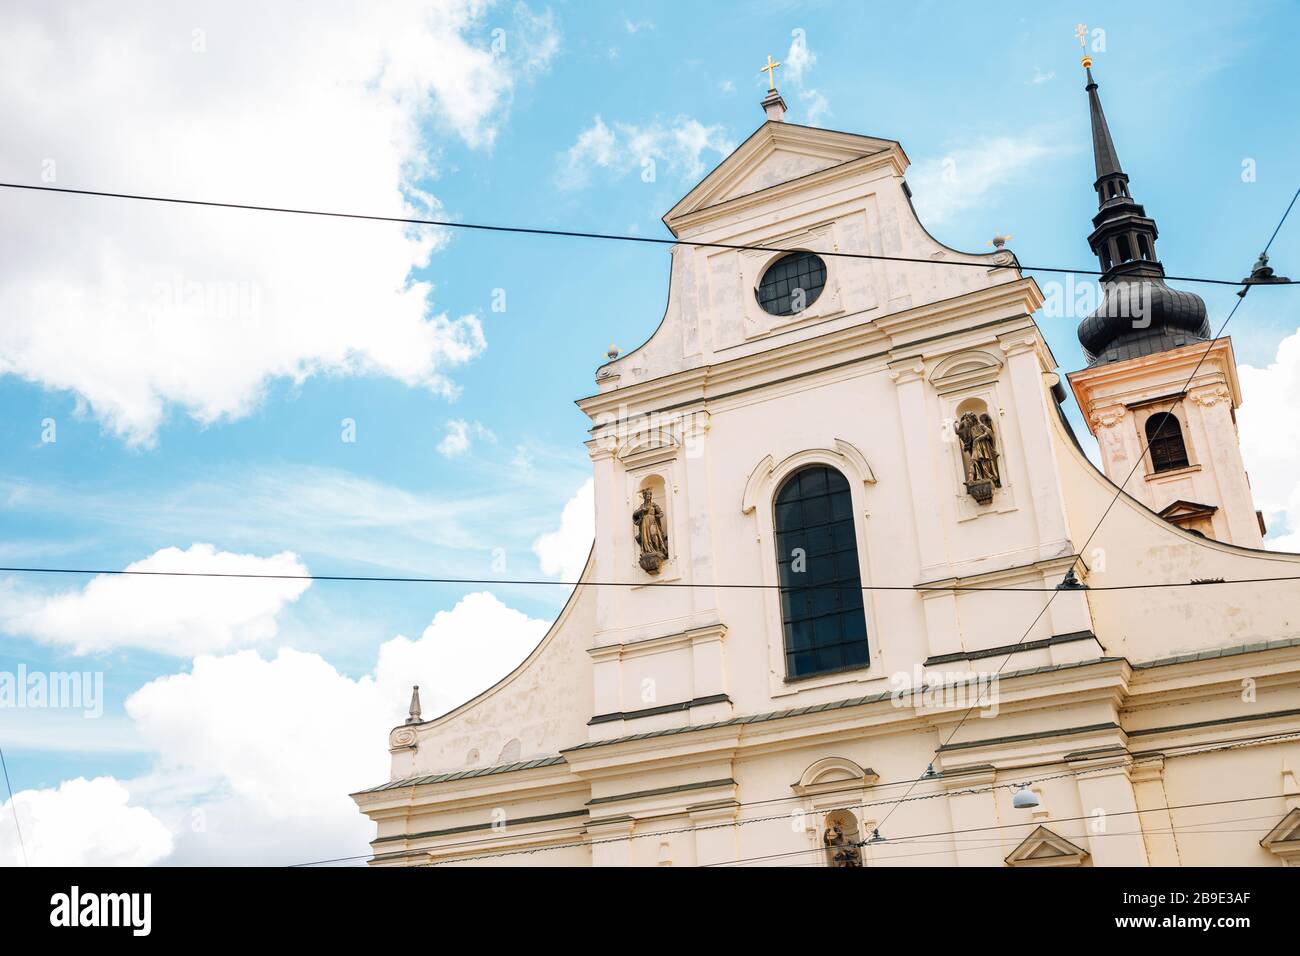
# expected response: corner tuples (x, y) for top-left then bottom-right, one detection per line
(914, 548), (1084, 594)
(1068, 335), (1243, 421)
(589, 623), (727, 663)
(578, 280), (1045, 424)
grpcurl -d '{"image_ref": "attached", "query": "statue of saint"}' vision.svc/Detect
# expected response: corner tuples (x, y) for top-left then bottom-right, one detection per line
(633, 488), (669, 573)
(955, 411), (1001, 501)
(823, 820), (863, 868)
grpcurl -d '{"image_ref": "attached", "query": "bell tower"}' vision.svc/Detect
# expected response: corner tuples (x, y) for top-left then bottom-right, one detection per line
(1066, 56), (1264, 546)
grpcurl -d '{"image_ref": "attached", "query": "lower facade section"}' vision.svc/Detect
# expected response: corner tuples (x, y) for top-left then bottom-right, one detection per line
(353, 645), (1300, 867)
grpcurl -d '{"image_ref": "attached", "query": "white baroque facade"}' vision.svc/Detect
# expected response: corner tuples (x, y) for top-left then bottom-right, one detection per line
(352, 78), (1300, 868)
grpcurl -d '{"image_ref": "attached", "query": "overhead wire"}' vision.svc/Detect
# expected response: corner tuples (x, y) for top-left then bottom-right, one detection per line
(0, 181), (1284, 289)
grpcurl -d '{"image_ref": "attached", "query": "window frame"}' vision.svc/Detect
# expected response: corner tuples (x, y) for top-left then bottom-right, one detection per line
(742, 443), (881, 698)
(772, 464), (871, 681)
(754, 250), (828, 318)
(1144, 410), (1191, 474)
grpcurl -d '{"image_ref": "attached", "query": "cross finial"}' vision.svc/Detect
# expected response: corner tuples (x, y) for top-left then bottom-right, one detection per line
(761, 54), (781, 91)
(1075, 23), (1094, 69)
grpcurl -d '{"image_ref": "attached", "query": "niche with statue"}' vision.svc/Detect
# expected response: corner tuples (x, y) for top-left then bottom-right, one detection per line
(953, 398), (1002, 505)
(632, 476), (670, 574)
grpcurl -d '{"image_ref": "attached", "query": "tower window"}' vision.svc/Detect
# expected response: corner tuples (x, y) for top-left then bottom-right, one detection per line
(756, 251), (827, 317)
(773, 465), (869, 679)
(1146, 412), (1189, 472)
(1116, 235), (1133, 263)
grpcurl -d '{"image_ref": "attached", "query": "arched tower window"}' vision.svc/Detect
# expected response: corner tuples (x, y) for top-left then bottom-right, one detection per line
(1146, 412), (1189, 472)
(773, 465), (869, 679)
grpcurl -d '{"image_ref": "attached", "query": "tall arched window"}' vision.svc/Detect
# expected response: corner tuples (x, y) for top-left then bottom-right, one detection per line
(774, 465), (869, 679)
(1146, 412), (1189, 472)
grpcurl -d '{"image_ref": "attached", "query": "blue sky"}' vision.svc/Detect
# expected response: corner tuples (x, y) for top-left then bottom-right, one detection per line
(1, 1), (1298, 864)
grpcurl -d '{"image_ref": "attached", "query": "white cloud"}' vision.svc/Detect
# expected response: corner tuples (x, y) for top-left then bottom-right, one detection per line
(438, 418), (495, 457)
(784, 30), (816, 84)
(1031, 67), (1056, 85)
(3, 543), (309, 655)
(909, 136), (1063, 227)
(511, 445), (534, 473)
(118, 589), (548, 865)
(0, 777), (172, 866)
(0, 1), (559, 445)
(0, 476), (579, 865)
(125, 645), (389, 858)
(1, 588), (553, 867)
(374, 591), (550, 717)
(532, 478), (594, 580)
(555, 116), (733, 191)
(624, 18), (654, 35)
(1238, 327), (1300, 551)
(782, 29), (830, 125)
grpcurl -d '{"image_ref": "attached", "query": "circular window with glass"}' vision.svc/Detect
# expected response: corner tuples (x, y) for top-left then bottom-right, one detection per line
(756, 251), (827, 317)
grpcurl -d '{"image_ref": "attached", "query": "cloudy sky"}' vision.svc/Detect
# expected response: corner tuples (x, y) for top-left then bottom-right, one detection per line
(1, 1), (1298, 866)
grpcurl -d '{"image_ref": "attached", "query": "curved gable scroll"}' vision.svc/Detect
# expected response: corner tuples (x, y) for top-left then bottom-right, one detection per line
(742, 439), (877, 514)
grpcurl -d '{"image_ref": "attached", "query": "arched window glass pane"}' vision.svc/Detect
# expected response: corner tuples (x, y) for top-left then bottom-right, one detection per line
(756, 252), (827, 317)
(774, 465), (869, 679)
(1146, 412), (1189, 472)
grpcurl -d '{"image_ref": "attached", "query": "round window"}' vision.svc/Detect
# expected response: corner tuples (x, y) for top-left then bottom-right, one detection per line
(756, 251), (827, 316)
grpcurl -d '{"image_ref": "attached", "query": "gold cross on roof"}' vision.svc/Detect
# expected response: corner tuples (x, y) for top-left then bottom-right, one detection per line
(761, 54), (781, 90)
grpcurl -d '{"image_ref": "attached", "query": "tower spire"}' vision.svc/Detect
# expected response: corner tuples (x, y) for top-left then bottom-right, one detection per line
(1073, 54), (1210, 366)
(1084, 59), (1123, 182)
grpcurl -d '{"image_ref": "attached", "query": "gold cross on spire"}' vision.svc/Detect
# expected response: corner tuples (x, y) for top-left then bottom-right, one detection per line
(761, 54), (781, 91)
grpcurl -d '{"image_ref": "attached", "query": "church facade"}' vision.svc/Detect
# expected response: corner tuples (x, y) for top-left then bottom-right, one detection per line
(352, 63), (1300, 867)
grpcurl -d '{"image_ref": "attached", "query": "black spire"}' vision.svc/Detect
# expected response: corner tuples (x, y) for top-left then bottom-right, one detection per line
(1075, 58), (1210, 366)
(1086, 66), (1123, 181)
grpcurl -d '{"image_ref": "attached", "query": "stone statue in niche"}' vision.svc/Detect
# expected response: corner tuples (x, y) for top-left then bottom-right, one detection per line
(823, 820), (863, 868)
(633, 487), (669, 573)
(955, 411), (1001, 504)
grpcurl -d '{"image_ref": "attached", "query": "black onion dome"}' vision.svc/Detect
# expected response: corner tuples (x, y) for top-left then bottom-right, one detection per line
(1077, 278), (1210, 365)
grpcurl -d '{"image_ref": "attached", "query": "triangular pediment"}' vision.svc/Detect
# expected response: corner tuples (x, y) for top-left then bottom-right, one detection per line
(1260, 807), (1300, 864)
(1005, 825), (1090, 867)
(1158, 499), (1218, 520)
(664, 121), (906, 230)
